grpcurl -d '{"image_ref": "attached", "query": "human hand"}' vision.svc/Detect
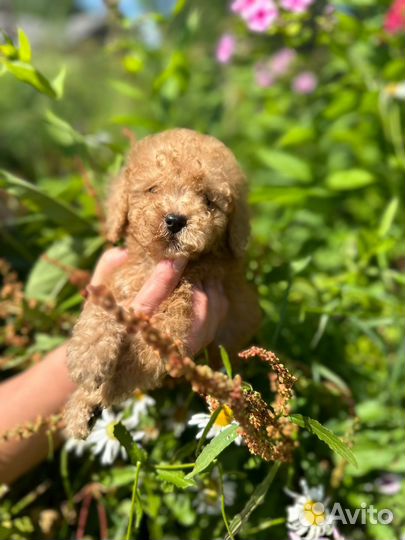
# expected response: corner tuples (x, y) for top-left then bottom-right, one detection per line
(90, 248), (228, 355)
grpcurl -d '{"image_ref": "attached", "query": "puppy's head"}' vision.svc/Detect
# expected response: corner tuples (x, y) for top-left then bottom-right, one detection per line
(106, 128), (249, 260)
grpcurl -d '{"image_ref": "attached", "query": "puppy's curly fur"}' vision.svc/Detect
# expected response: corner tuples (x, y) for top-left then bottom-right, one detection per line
(65, 128), (261, 438)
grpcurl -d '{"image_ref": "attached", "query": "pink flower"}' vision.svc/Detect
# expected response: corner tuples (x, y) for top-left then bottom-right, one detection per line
(384, 0), (405, 34)
(281, 0), (314, 14)
(270, 48), (296, 76)
(231, 0), (258, 17)
(216, 34), (236, 64)
(246, 0), (279, 32)
(231, 0), (278, 32)
(292, 71), (318, 94)
(254, 63), (275, 87)
(375, 474), (402, 495)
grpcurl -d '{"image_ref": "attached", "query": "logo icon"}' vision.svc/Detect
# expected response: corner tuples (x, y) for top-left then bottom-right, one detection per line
(301, 500), (327, 526)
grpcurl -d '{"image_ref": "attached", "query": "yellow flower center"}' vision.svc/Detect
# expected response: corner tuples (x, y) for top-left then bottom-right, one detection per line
(134, 389), (145, 400)
(385, 83), (398, 96)
(303, 500), (326, 526)
(106, 421), (118, 440)
(214, 405), (234, 428)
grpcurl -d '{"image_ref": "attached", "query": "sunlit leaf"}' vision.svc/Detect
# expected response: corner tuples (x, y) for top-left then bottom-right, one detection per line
(17, 28), (31, 63)
(219, 345), (232, 378)
(256, 149), (312, 183)
(291, 256), (311, 275)
(3, 60), (56, 97)
(186, 424), (239, 478)
(156, 470), (196, 489)
(326, 169), (375, 190)
(379, 197), (399, 237)
(24, 237), (100, 301)
(290, 414), (357, 466)
(0, 169), (92, 233)
(277, 126), (315, 147)
(52, 66), (66, 99)
(113, 422), (148, 464)
(45, 109), (85, 146)
(173, 0), (187, 15)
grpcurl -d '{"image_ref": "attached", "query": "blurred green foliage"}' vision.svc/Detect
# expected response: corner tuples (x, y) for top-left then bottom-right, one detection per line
(0, 0), (404, 539)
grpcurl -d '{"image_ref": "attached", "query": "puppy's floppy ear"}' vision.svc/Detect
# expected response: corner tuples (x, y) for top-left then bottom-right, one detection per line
(227, 185), (250, 258)
(104, 170), (129, 243)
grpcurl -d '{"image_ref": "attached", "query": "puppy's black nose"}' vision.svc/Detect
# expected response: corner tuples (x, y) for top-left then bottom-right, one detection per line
(165, 213), (187, 234)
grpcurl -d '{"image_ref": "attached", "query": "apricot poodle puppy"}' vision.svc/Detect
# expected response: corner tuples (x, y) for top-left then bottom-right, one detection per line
(65, 128), (261, 438)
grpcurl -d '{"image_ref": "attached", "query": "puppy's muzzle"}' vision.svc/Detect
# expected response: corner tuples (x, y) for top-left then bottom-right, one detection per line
(165, 213), (187, 234)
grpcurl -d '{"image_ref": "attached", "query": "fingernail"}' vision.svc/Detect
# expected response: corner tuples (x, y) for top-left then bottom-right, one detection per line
(172, 256), (188, 273)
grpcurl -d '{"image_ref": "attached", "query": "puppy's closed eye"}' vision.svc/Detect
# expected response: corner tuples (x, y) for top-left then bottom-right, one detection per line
(147, 185), (158, 194)
(204, 193), (216, 211)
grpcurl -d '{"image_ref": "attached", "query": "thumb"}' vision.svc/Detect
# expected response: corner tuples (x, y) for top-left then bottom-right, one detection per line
(129, 256), (188, 316)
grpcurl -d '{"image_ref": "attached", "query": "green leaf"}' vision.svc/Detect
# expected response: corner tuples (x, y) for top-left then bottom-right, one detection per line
(25, 237), (101, 301)
(173, 0), (187, 15)
(113, 422), (148, 465)
(3, 60), (56, 97)
(110, 79), (144, 100)
(256, 149), (312, 183)
(17, 28), (31, 62)
(186, 424), (239, 479)
(25, 241), (78, 301)
(326, 169), (375, 190)
(226, 462), (281, 539)
(195, 407), (222, 456)
(290, 414), (357, 466)
(0, 42), (18, 60)
(314, 364), (350, 394)
(291, 256), (311, 275)
(45, 110), (85, 146)
(52, 66), (66, 99)
(250, 186), (330, 205)
(379, 197), (399, 237)
(156, 470), (196, 489)
(0, 169), (92, 234)
(277, 126), (314, 147)
(219, 345), (232, 378)
(99, 466), (137, 488)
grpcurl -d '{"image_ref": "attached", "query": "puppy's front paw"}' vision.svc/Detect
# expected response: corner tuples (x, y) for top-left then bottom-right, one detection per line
(63, 389), (102, 440)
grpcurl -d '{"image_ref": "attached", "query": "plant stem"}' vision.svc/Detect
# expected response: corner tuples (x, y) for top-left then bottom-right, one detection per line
(154, 462), (195, 470)
(60, 447), (74, 512)
(217, 462), (235, 540)
(195, 406), (222, 456)
(126, 461), (141, 540)
(225, 461), (281, 540)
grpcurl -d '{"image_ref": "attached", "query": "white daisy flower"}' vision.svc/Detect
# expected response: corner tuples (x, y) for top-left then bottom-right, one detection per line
(87, 409), (144, 466)
(188, 404), (243, 445)
(123, 389), (156, 429)
(195, 469), (236, 515)
(64, 437), (89, 457)
(285, 479), (343, 540)
(384, 82), (405, 100)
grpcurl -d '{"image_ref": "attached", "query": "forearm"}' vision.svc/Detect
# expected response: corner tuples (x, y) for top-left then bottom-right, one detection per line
(0, 344), (75, 484)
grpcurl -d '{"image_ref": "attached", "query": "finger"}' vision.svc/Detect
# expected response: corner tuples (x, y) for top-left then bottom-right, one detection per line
(188, 283), (209, 354)
(90, 248), (128, 286)
(191, 283), (209, 333)
(217, 282), (229, 322)
(130, 256), (188, 316)
(203, 280), (224, 343)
